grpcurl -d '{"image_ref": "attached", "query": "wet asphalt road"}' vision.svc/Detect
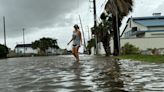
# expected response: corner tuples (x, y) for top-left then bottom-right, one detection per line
(0, 55), (164, 92)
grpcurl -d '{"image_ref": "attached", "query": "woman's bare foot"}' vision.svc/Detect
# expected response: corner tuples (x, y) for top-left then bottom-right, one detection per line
(76, 58), (80, 63)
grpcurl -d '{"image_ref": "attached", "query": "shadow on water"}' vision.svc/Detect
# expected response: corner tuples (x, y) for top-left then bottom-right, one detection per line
(92, 58), (127, 92)
(69, 62), (92, 92)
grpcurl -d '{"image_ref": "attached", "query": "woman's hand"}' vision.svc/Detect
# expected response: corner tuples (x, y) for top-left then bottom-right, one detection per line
(67, 42), (70, 45)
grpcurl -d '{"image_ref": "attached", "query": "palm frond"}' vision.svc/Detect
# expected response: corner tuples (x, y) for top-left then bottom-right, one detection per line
(105, 0), (134, 19)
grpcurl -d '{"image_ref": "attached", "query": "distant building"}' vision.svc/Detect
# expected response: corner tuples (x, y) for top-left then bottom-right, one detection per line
(46, 47), (67, 55)
(120, 15), (164, 52)
(14, 44), (68, 56)
(15, 44), (38, 54)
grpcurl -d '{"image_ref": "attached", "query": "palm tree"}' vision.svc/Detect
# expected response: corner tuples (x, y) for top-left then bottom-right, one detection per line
(104, 0), (134, 56)
(97, 20), (112, 56)
(105, 0), (133, 19)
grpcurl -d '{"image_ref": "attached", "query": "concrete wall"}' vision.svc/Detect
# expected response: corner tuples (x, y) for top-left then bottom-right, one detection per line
(93, 37), (164, 55)
(120, 37), (164, 50)
(145, 32), (164, 37)
(91, 42), (106, 55)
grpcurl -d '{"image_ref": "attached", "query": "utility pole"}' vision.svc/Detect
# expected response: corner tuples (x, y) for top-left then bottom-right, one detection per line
(93, 0), (97, 28)
(87, 26), (91, 40)
(23, 28), (25, 56)
(79, 15), (87, 53)
(93, 0), (98, 54)
(3, 16), (6, 46)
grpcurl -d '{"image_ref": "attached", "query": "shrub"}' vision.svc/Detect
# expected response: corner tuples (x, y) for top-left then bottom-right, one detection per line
(87, 38), (96, 50)
(0, 44), (9, 58)
(86, 38), (96, 55)
(121, 43), (140, 55)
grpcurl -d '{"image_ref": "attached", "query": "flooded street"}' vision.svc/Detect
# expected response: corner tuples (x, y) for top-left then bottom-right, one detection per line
(120, 59), (164, 92)
(0, 55), (164, 92)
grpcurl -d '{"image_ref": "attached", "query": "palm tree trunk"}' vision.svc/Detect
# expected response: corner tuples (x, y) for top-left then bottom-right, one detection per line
(101, 33), (111, 56)
(112, 15), (121, 56)
(102, 41), (111, 56)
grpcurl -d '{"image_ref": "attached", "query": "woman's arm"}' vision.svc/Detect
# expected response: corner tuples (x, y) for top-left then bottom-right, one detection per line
(67, 38), (73, 45)
(68, 32), (75, 45)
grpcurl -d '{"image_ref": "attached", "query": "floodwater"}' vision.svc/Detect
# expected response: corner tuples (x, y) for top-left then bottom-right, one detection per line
(0, 55), (163, 92)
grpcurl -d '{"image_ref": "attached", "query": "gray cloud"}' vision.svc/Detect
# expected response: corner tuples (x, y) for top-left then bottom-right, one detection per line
(156, 2), (164, 15)
(0, 0), (85, 38)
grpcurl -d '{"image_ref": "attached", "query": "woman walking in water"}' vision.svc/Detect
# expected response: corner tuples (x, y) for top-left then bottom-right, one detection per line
(67, 24), (82, 62)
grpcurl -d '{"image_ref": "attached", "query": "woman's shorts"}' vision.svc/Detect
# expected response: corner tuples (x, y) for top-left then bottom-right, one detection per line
(72, 44), (80, 48)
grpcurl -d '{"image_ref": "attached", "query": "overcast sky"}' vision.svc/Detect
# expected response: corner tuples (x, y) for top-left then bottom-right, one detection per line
(1, 0), (164, 51)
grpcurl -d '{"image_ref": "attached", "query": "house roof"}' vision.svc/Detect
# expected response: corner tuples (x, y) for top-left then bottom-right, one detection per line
(132, 16), (164, 27)
(15, 44), (32, 48)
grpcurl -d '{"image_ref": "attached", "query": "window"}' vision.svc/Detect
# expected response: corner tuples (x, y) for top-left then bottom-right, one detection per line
(132, 27), (137, 32)
(124, 31), (132, 38)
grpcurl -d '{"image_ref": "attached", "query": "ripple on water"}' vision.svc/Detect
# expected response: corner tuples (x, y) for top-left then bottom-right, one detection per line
(1, 56), (164, 92)
(144, 82), (164, 91)
(120, 60), (164, 92)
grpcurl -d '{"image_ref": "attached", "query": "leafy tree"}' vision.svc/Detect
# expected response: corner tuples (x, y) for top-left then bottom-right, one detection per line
(32, 37), (59, 54)
(0, 44), (9, 58)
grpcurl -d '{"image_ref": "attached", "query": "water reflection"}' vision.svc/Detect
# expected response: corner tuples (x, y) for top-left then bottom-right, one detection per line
(92, 58), (125, 92)
(71, 62), (90, 91)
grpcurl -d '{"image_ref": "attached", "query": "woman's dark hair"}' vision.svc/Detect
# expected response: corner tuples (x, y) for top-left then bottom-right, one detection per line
(74, 24), (79, 29)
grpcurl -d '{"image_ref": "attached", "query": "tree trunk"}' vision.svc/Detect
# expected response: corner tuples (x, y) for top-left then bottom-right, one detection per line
(102, 33), (111, 56)
(112, 15), (121, 56)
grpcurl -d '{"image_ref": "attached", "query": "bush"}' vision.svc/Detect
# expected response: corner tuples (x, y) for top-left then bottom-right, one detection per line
(87, 38), (96, 50)
(0, 44), (9, 58)
(86, 38), (96, 55)
(121, 43), (140, 55)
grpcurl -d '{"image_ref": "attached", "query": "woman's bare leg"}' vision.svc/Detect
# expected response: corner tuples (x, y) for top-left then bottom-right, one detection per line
(72, 48), (77, 59)
(75, 46), (80, 62)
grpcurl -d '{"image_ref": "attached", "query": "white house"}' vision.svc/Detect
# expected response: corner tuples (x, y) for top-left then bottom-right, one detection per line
(46, 47), (67, 55)
(120, 15), (164, 51)
(15, 44), (38, 54)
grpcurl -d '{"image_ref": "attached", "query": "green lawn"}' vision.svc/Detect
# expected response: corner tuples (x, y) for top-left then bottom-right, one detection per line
(118, 54), (164, 63)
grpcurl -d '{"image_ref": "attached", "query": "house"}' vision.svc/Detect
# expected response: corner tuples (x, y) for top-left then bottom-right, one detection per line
(15, 44), (38, 55)
(120, 15), (164, 53)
